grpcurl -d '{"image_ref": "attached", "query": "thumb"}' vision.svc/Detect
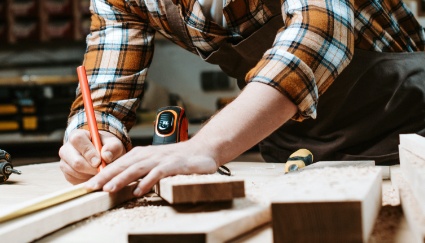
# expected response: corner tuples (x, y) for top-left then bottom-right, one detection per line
(99, 131), (126, 164)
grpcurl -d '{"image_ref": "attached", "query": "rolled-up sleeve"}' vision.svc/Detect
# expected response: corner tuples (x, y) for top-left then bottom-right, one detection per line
(65, 0), (156, 151)
(246, 0), (355, 121)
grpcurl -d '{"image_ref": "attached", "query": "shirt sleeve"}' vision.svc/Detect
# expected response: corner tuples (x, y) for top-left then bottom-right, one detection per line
(246, 0), (355, 121)
(65, 0), (156, 151)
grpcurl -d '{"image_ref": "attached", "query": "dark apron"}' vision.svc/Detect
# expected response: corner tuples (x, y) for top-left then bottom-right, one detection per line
(163, 0), (425, 165)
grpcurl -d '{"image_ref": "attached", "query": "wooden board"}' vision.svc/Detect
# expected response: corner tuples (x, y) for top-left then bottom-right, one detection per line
(33, 161), (383, 243)
(0, 162), (246, 242)
(0, 163), (71, 207)
(399, 134), (425, 216)
(37, 162), (279, 243)
(232, 171), (415, 243)
(400, 134), (425, 160)
(1, 161), (389, 243)
(156, 174), (245, 204)
(270, 162), (382, 243)
(0, 163), (136, 242)
(391, 165), (425, 243)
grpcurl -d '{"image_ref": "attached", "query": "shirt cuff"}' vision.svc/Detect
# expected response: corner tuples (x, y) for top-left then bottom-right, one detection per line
(64, 110), (132, 152)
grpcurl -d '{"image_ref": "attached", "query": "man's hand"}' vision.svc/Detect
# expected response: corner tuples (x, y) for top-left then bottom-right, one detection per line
(66, 82), (296, 198)
(84, 141), (219, 197)
(59, 130), (126, 184)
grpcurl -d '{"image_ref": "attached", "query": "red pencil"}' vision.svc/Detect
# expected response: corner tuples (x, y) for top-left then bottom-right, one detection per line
(76, 66), (107, 171)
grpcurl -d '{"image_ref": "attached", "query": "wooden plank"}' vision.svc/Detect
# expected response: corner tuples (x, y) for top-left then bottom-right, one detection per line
(36, 162), (276, 243)
(156, 174), (245, 204)
(400, 134), (425, 160)
(0, 184), (94, 223)
(0, 184), (136, 243)
(270, 163), (382, 243)
(0, 161), (386, 243)
(390, 165), (425, 243)
(0, 163), (72, 207)
(0, 162), (245, 242)
(399, 135), (425, 216)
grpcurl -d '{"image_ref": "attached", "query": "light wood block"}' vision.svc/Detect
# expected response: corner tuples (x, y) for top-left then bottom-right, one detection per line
(399, 134), (425, 216)
(33, 162), (282, 243)
(390, 165), (425, 243)
(400, 134), (425, 160)
(1, 161), (385, 243)
(270, 164), (382, 243)
(156, 174), (245, 204)
(0, 184), (136, 243)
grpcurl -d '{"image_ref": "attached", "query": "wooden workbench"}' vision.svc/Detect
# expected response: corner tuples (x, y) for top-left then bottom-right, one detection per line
(0, 162), (416, 242)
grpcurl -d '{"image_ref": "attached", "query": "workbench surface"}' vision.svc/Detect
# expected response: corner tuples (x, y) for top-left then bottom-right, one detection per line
(0, 162), (416, 242)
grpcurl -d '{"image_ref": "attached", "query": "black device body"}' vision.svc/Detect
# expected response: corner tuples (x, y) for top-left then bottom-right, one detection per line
(152, 106), (188, 145)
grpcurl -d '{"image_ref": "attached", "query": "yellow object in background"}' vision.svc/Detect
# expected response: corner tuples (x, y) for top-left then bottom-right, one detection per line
(0, 121), (19, 131)
(22, 116), (37, 130)
(0, 105), (18, 115)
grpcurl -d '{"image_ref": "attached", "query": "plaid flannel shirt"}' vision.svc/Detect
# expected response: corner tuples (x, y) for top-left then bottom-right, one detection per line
(66, 0), (425, 151)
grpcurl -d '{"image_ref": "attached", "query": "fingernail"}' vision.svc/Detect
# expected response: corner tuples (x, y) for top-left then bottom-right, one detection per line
(134, 188), (142, 197)
(103, 151), (113, 162)
(91, 157), (100, 166)
(104, 183), (115, 192)
(85, 181), (98, 190)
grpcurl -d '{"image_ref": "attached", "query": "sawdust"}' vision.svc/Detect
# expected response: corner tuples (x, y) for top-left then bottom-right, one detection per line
(160, 173), (241, 185)
(370, 205), (404, 242)
(382, 182), (400, 206)
(75, 193), (170, 229)
(397, 178), (425, 226)
(244, 166), (381, 204)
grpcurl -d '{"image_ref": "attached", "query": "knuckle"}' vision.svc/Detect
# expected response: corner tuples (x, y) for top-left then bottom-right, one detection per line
(69, 130), (84, 144)
(152, 167), (166, 179)
(71, 157), (87, 172)
(58, 146), (66, 158)
(59, 160), (67, 171)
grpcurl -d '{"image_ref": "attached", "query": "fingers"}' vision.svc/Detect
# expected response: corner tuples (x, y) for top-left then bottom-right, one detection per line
(85, 147), (154, 191)
(59, 143), (97, 184)
(99, 131), (126, 164)
(132, 156), (216, 197)
(85, 143), (220, 198)
(59, 160), (91, 185)
(59, 129), (120, 185)
(68, 129), (101, 167)
(134, 165), (169, 196)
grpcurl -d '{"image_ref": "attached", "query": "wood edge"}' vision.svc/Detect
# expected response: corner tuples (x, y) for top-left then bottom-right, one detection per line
(0, 184), (137, 242)
(0, 184), (92, 223)
(397, 177), (425, 243)
(361, 170), (383, 242)
(398, 147), (425, 215)
(160, 179), (245, 204)
(400, 134), (425, 160)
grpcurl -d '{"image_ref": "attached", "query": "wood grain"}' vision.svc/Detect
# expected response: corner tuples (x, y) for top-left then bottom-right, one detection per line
(270, 163), (382, 243)
(399, 134), (425, 216)
(156, 174), (245, 204)
(390, 165), (425, 243)
(0, 183), (93, 223)
(1, 161), (386, 243)
(0, 184), (136, 243)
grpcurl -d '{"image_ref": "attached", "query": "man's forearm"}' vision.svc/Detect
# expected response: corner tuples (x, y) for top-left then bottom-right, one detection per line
(189, 82), (298, 166)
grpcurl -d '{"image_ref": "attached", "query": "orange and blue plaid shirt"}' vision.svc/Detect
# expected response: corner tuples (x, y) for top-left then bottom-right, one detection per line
(66, 0), (425, 150)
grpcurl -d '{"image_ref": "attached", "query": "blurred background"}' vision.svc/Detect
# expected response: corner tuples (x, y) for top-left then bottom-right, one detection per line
(0, 0), (424, 165)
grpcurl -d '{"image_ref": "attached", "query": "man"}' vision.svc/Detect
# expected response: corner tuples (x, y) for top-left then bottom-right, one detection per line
(59, 0), (425, 197)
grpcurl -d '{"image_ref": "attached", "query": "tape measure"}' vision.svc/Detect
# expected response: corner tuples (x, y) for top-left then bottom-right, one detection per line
(152, 106), (188, 145)
(152, 106), (231, 176)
